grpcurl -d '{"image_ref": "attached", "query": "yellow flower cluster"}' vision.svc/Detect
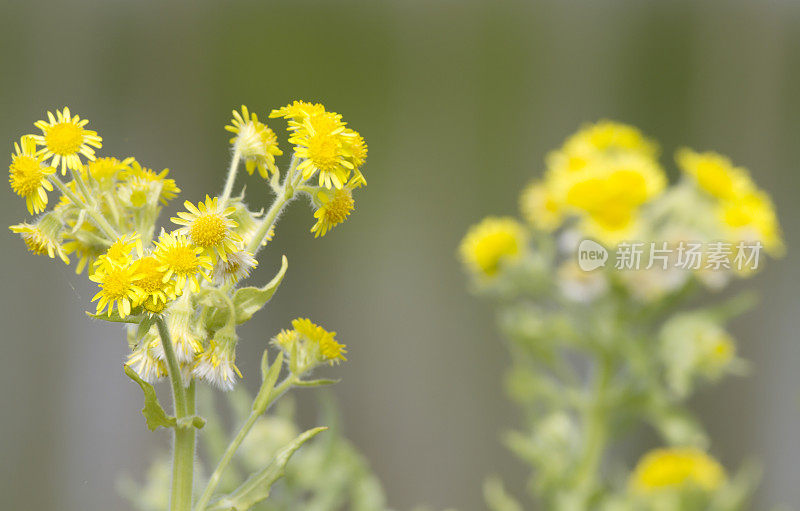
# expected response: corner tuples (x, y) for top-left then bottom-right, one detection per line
(629, 447), (726, 494)
(9, 103), (358, 391)
(677, 148), (783, 256)
(524, 120), (666, 244)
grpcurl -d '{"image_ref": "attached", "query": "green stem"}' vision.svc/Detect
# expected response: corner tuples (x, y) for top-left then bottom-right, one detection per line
(244, 156), (300, 257)
(50, 175), (119, 240)
(193, 376), (295, 511)
(219, 148), (241, 206)
(156, 317), (196, 511)
(573, 355), (612, 502)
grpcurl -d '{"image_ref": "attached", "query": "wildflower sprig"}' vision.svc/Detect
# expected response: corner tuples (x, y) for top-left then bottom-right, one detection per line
(461, 121), (782, 511)
(8, 101), (368, 511)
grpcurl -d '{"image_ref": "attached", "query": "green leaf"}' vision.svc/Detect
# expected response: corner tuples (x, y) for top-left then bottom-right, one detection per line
(252, 350), (284, 414)
(232, 256), (288, 324)
(123, 365), (177, 431)
(135, 314), (157, 341)
(207, 426), (327, 511)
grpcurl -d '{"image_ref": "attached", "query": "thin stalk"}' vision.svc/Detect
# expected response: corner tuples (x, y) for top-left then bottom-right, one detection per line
(573, 355), (612, 502)
(156, 317), (195, 511)
(219, 148), (241, 206)
(49, 175), (119, 239)
(193, 376), (295, 511)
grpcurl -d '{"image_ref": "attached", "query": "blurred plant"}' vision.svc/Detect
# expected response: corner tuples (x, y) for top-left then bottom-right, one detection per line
(460, 121), (784, 511)
(8, 101), (371, 511)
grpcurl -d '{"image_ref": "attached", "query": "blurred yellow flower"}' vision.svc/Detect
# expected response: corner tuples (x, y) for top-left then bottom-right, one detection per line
(10, 216), (69, 263)
(676, 148), (751, 201)
(122, 160), (180, 205)
(9, 136), (55, 214)
(519, 180), (563, 232)
(459, 217), (528, 278)
(718, 189), (783, 256)
(85, 156), (133, 183)
(32, 107), (102, 174)
(630, 447), (726, 494)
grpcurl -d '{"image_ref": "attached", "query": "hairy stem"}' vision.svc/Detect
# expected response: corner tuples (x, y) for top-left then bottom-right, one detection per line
(219, 148), (241, 206)
(573, 355), (612, 503)
(49, 175), (119, 239)
(193, 376), (295, 511)
(157, 317), (196, 511)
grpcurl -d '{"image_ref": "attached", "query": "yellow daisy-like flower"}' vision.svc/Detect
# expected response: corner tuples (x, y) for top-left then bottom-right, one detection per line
(676, 148), (752, 201)
(459, 217), (528, 279)
(121, 160), (180, 206)
(10, 216), (69, 263)
(311, 187), (355, 237)
(171, 195), (241, 262)
(292, 113), (354, 189)
(343, 129), (368, 169)
(292, 317), (347, 365)
(630, 447), (726, 494)
(32, 107), (102, 174)
(85, 156), (134, 184)
(519, 180), (563, 232)
(89, 260), (143, 318)
(94, 233), (142, 273)
(225, 105), (283, 179)
(133, 255), (178, 313)
(9, 136), (56, 214)
(153, 230), (212, 292)
(269, 100), (327, 122)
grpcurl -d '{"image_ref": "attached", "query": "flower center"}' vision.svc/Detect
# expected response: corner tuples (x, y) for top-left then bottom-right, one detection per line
(137, 257), (166, 293)
(307, 134), (340, 170)
(324, 191), (354, 224)
(22, 230), (49, 256)
(45, 122), (85, 155)
(102, 269), (132, 298)
(168, 246), (200, 273)
(190, 214), (228, 247)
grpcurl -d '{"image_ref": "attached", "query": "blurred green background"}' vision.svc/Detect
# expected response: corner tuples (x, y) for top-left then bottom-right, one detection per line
(1, 1), (798, 510)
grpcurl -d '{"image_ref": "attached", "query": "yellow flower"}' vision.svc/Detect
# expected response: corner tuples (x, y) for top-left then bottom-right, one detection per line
(62, 224), (106, 274)
(94, 233), (142, 273)
(10, 215), (69, 263)
(85, 156), (134, 184)
(89, 259), (143, 318)
(269, 100), (327, 122)
(121, 160), (180, 206)
(292, 112), (354, 189)
(718, 189), (784, 256)
(9, 136), (55, 214)
(343, 129), (368, 169)
(311, 187), (355, 237)
(32, 107), (102, 174)
(292, 318), (347, 365)
(519, 180), (563, 232)
(676, 148), (752, 201)
(133, 255), (178, 313)
(212, 249), (258, 285)
(153, 230), (213, 292)
(171, 195), (241, 262)
(630, 447), (726, 494)
(225, 105), (283, 179)
(459, 217), (528, 278)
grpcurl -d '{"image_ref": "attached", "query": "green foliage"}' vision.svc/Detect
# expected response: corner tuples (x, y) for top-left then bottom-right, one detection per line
(233, 255), (288, 325)
(124, 365), (178, 431)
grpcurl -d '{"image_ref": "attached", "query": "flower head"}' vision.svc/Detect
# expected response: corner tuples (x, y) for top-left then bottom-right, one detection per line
(126, 335), (167, 383)
(311, 186), (355, 237)
(269, 100), (327, 122)
(677, 148), (751, 201)
(519, 180), (562, 232)
(193, 337), (240, 391)
(9, 136), (55, 214)
(459, 217), (528, 279)
(120, 160), (180, 206)
(85, 156), (134, 184)
(171, 195), (241, 262)
(212, 249), (258, 285)
(630, 447), (726, 494)
(94, 233), (142, 273)
(32, 107), (102, 174)
(89, 258), (143, 318)
(153, 230), (212, 292)
(62, 225), (106, 274)
(133, 255), (177, 313)
(273, 318), (347, 370)
(10, 214), (69, 263)
(225, 105), (283, 179)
